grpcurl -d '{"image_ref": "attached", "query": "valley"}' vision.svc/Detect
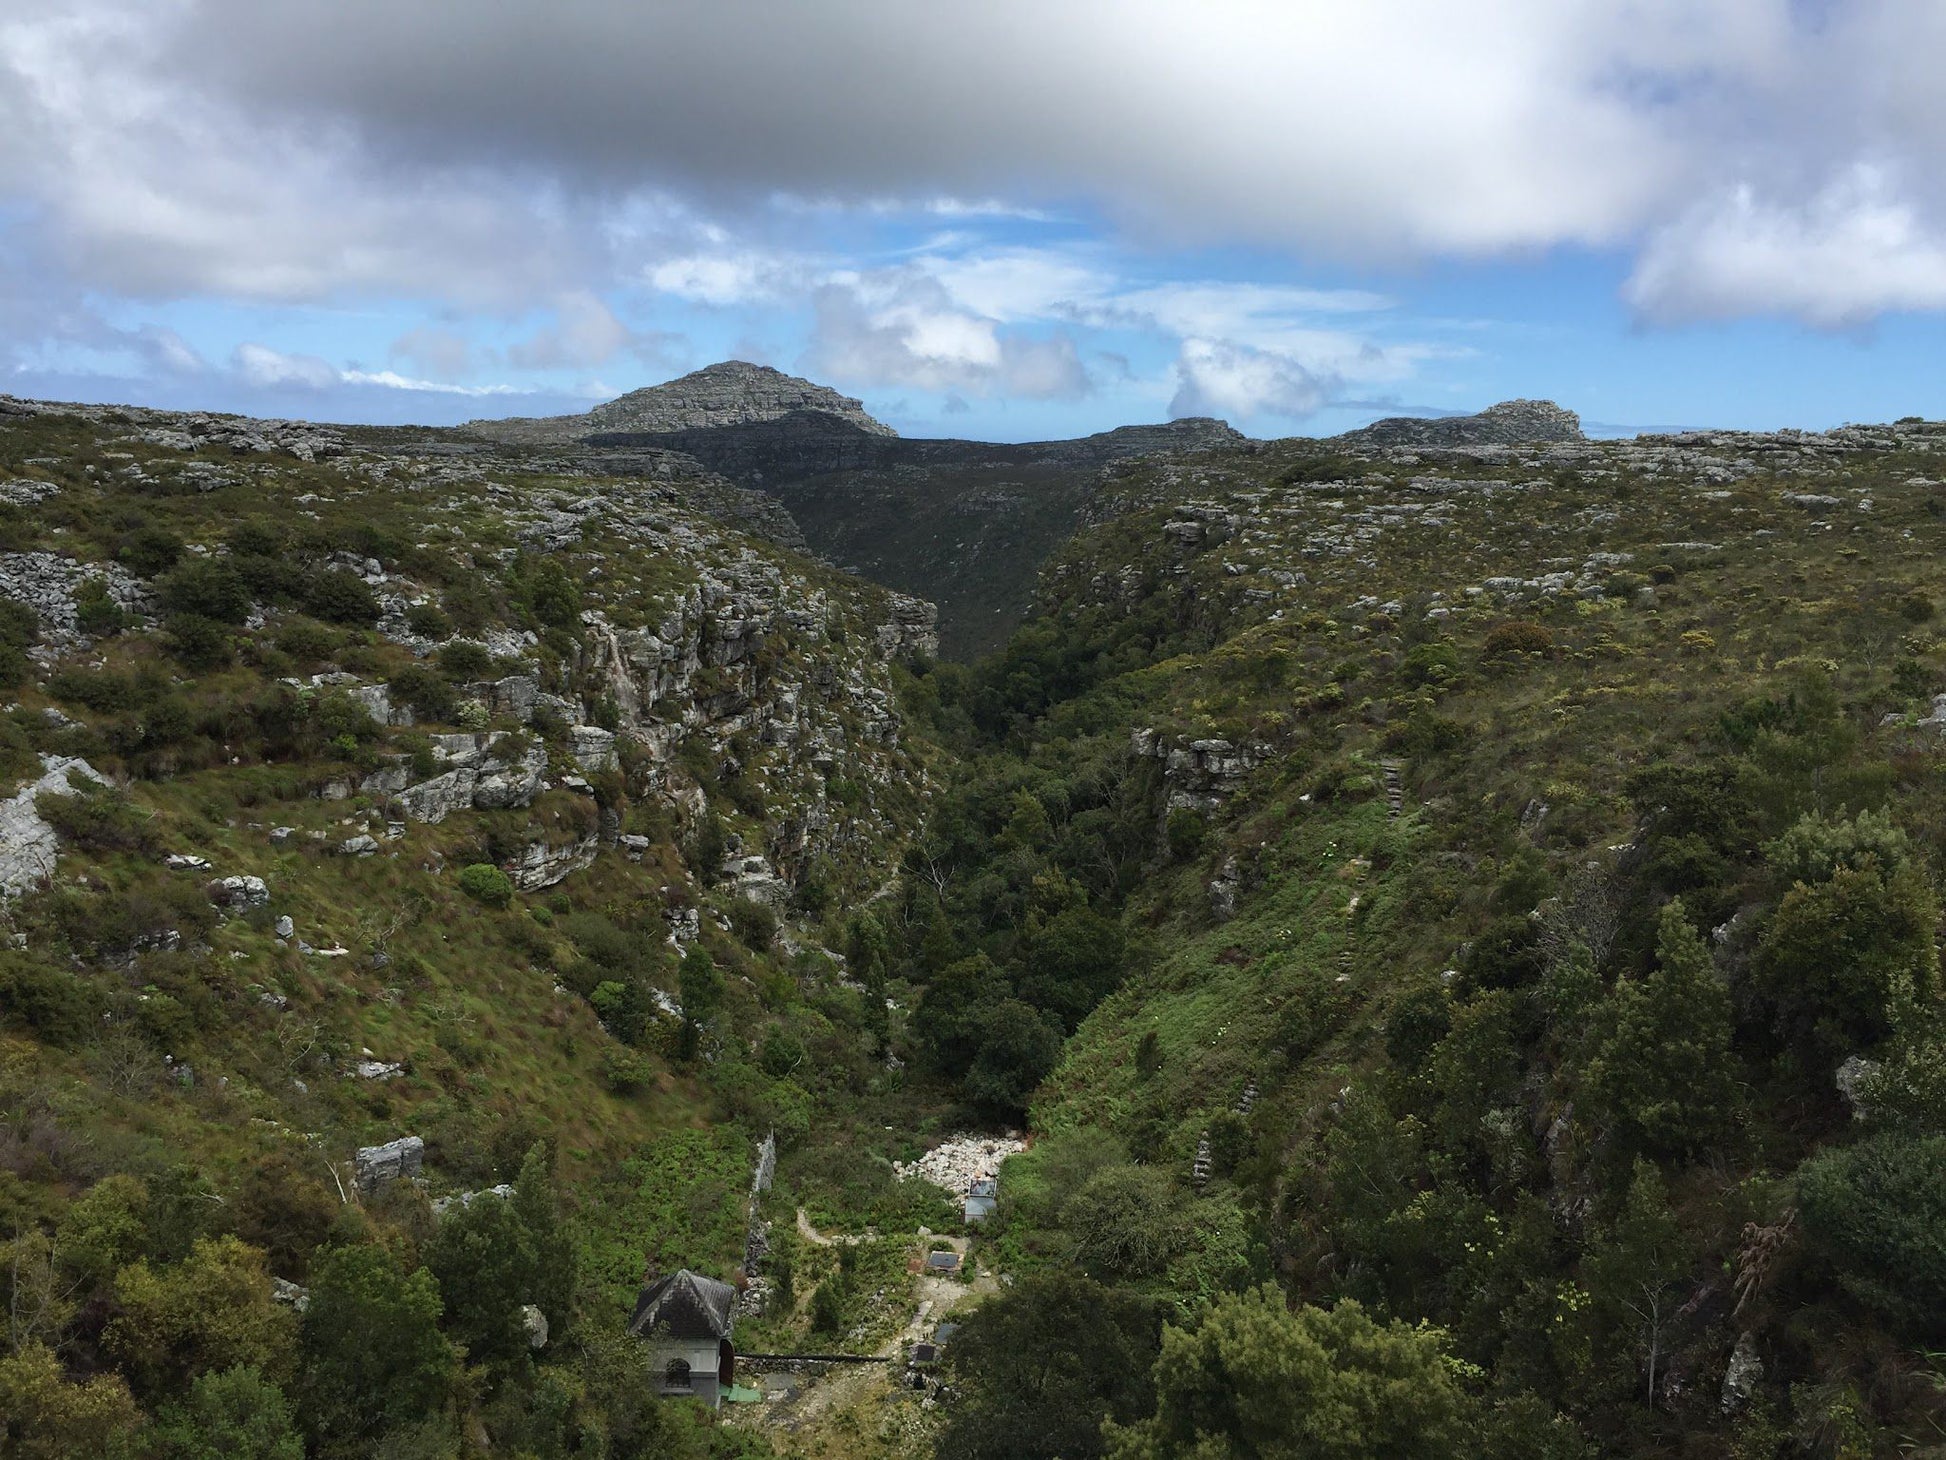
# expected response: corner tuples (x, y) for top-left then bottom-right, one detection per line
(4, 374), (1946, 1458)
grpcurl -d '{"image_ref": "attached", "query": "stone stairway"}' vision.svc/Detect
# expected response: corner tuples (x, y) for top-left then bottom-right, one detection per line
(1193, 1131), (1212, 1188)
(1380, 760), (1405, 821)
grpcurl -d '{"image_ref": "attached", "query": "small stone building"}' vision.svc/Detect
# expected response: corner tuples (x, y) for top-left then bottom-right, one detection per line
(963, 1177), (997, 1223)
(628, 1270), (737, 1408)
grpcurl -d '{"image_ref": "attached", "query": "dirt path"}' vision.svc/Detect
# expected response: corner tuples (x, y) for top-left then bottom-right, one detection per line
(761, 1230), (992, 1432)
(795, 1207), (870, 1247)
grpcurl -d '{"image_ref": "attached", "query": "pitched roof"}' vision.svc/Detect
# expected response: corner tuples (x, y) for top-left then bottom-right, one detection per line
(627, 1269), (737, 1341)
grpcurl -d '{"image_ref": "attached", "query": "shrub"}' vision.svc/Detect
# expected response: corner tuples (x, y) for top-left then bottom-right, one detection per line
(116, 525), (185, 577)
(435, 640), (494, 682)
(728, 897), (777, 951)
(389, 665), (456, 723)
(163, 613), (233, 670)
(404, 603), (452, 640)
(38, 786), (158, 853)
(599, 1045), (653, 1094)
(159, 558), (251, 625)
(0, 958), (101, 1044)
(457, 863), (514, 908)
(75, 578), (128, 637)
(302, 570), (379, 627)
(1799, 1131), (1946, 1335)
(0, 596), (38, 649)
(272, 619), (337, 665)
(1482, 620), (1555, 659)
(1165, 808), (1207, 861)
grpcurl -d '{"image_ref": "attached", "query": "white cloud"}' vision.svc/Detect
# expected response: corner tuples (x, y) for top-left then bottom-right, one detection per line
(1170, 338), (1335, 421)
(233, 343), (337, 390)
(234, 342), (520, 396)
(507, 291), (635, 370)
(1626, 166), (1946, 327)
(806, 272), (1092, 400)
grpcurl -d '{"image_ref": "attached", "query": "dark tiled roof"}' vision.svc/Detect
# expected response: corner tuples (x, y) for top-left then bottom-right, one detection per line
(627, 1269), (737, 1341)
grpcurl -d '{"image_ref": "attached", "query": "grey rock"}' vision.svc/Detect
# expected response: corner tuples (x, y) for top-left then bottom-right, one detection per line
(1720, 1332), (1762, 1415)
(506, 834), (599, 891)
(470, 360), (896, 444)
(339, 834), (379, 857)
(0, 755), (110, 897)
(1335, 399), (1584, 448)
(275, 914), (295, 938)
(521, 1304), (549, 1349)
(353, 1135), (423, 1194)
(1836, 1055), (1882, 1119)
(214, 874), (270, 909)
(569, 724), (618, 773)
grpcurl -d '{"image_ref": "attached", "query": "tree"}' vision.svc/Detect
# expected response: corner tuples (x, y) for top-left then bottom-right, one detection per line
(1016, 904), (1126, 1030)
(105, 1236), (299, 1400)
(1103, 1287), (1473, 1459)
(1798, 1130), (1946, 1337)
(425, 1193), (537, 1367)
(963, 999), (1064, 1118)
(147, 1365), (304, 1460)
(0, 1343), (143, 1460)
(677, 946), (723, 1058)
(298, 1243), (455, 1457)
(1062, 1164), (1190, 1280)
(1753, 855), (1938, 1062)
(937, 1273), (1162, 1460)
(1582, 1161), (1693, 1408)
(513, 1142), (576, 1340)
(1579, 900), (1738, 1159)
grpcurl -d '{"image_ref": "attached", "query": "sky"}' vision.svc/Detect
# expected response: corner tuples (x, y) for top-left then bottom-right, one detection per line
(4, 1), (1946, 441)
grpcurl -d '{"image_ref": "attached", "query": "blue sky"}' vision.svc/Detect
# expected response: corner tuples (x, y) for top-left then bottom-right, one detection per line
(5, 2), (1946, 441)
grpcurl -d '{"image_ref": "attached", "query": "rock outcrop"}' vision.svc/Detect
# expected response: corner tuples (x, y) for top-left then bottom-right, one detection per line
(468, 361), (895, 444)
(0, 756), (110, 896)
(1335, 399), (1584, 448)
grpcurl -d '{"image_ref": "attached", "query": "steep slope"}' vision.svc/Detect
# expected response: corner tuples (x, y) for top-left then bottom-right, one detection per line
(0, 393), (948, 1457)
(886, 414), (1946, 1456)
(586, 409), (1247, 658)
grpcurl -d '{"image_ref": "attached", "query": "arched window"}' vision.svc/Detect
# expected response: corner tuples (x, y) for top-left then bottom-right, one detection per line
(665, 1358), (692, 1390)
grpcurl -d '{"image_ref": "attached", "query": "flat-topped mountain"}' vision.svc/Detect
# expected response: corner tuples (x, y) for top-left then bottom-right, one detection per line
(470, 360), (895, 444)
(1334, 397), (1583, 447)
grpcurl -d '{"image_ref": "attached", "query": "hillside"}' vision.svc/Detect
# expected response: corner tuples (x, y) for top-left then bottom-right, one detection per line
(466, 363), (1246, 658)
(10, 383), (1946, 1459)
(884, 412), (1946, 1458)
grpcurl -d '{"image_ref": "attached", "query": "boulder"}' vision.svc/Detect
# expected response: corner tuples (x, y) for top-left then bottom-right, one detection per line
(569, 725), (618, 773)
(354, 1136), (423, 1194)
(213, 875), (270, 909)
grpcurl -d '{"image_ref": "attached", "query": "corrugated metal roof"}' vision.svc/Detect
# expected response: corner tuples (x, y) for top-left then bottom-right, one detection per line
(627, 1269), (737, 1341)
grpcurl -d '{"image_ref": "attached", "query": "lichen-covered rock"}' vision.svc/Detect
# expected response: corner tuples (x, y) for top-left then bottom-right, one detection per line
(354, 1135), (423, 1194)
(0, 553), (147, 640)
(0, 755), (110, 896)
(568, 725), (617, 774)
(506, 834), (599, 890)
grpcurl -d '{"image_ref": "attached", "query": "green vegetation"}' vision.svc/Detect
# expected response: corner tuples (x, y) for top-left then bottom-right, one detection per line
(13, 396), (1946, 1456)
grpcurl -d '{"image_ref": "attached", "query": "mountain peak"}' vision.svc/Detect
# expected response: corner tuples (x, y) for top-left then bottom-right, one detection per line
(467, 360), (896, 443)
(586, 360), (896, 438)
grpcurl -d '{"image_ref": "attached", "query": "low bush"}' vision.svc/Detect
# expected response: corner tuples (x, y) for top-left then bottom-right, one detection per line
(457, 863), (514, 908)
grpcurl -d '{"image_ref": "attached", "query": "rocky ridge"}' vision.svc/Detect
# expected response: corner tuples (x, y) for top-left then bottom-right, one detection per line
(1332, 398), (1584, 448)
(467, 361), (895, 445)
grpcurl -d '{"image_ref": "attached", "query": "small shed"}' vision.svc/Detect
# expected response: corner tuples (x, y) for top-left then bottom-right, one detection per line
(925, 1249), (963, 1275)
(627, 1269), (737, 1409)
(963, 1177), (998, 1224)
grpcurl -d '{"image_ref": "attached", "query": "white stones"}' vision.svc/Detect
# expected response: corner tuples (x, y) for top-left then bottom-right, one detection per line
(165, 853), (212, 871)
(893, 1133), (1026, 1192)
(274, 915), (295, 939)
(339, 834), (379, 857)
(354, 1060), (403, 1080)
(1720, 1332), (1763, 1415)
(1835, 1055), (1882, 1120)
